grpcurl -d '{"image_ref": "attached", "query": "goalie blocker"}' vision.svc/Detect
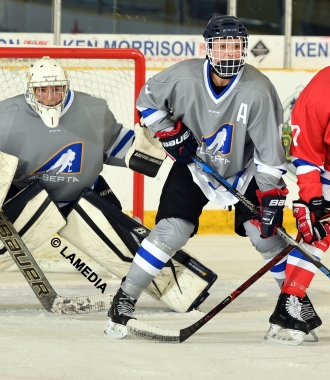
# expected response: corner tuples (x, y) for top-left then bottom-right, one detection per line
(0, 180), (66, 270)
(125, 118), (166, 178)
(58, 188), (217, 313)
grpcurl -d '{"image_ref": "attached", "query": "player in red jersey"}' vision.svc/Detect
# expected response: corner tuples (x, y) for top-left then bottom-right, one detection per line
(266, 66), (330, 345)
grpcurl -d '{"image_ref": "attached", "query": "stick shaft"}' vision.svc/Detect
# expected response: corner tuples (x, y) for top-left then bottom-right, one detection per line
(191, 154), (330, 279)
(179, 244), (293, 342)
(0, 211), (58, 311)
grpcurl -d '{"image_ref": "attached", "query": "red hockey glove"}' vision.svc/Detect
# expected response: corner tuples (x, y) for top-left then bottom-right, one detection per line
(314, 220), (330, 241)
(292, 197), (325, 243)
(253, 188), (289, 238)
(155, 121), (198, 165)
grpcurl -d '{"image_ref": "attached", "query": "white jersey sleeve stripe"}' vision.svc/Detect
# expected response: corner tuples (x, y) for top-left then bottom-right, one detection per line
(296, 166), (321, 175)
(139, 109), (168, 126)
(256, 165), (283, 179)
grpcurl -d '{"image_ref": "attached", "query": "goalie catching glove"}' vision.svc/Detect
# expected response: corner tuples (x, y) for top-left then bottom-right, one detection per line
(125, 117), (166, 177)
(251, 187), (289, 238)
(155, 121), (198, 165)
(293, 196), (330, 243)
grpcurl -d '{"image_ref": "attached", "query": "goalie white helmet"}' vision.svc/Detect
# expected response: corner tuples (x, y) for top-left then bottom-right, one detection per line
(25, 56), (70, 128)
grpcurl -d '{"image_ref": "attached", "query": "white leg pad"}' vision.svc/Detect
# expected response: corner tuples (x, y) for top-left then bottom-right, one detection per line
(0, 182), (66, 270)
(59, 196), (216, 312)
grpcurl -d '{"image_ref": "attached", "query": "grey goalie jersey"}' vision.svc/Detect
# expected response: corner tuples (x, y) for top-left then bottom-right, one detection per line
(137, 59), (287, 206)
(0, 90), (133, 203)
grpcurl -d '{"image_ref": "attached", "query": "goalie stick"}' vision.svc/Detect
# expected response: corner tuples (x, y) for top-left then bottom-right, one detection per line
(191, 154), (330, 280)
(0, 210), (114, 314)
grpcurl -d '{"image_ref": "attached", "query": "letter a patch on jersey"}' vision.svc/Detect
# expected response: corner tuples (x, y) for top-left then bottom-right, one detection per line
(201, 124), (234, 156)
(31, 142), (83, 175)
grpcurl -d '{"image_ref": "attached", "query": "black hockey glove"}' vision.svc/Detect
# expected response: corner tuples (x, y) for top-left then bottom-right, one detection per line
(251, 187), (289, 238)
(293, 196), (326, 243)
(155, 121), (198, 165)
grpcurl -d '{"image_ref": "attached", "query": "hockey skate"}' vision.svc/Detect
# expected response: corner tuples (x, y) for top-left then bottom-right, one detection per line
(301, 294), (322, 342)
(264, 293), (309, 346)
(104, 288), (136, 339)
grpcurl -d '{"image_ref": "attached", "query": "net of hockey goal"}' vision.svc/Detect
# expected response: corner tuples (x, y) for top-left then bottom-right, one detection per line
(0, 46), (145, 220)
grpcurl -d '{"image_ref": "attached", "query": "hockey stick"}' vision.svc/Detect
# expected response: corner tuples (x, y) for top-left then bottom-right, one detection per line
(191, 154), (330, 279)
(0, 210), (114, 314)
(126, 243), (295, 342)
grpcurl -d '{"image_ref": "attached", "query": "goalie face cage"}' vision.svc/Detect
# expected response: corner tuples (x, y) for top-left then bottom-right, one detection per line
(0, 47), (146, 222)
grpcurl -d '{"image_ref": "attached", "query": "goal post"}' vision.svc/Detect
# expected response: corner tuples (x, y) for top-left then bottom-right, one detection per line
(0, 46), (146, 222)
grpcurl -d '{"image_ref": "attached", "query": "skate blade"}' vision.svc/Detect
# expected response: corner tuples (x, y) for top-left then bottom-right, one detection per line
(307, 327), (319, 342)
(264, 324), (306, 346)
(104, 319), (128, 340)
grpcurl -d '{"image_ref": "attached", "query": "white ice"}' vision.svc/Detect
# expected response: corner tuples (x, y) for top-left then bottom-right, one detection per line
(1, 235), (330, 380)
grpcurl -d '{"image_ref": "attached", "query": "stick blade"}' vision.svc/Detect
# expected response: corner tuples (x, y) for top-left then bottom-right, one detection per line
(127, 319), (180, 343)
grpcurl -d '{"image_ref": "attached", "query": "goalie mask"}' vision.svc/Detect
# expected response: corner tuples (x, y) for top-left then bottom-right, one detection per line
(25, 56), (70, 128)
(203, 15), (248, 78)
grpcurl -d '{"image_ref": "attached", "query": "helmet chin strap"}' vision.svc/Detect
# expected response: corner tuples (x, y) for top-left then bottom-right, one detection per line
(210, 65), (234, 79)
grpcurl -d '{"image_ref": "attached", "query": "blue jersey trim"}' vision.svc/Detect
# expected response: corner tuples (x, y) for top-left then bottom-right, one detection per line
(111, 130), (134, 157)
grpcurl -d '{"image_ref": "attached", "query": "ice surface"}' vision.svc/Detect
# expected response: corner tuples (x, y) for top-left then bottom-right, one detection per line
(0, 235), (330, 380)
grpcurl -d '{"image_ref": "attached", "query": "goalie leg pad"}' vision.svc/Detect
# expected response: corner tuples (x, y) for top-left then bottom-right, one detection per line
(0, 151), (18, 209)
(59, 196), (136, 280)
(0, 180), (66, 270)
(58, 189), (217, 312)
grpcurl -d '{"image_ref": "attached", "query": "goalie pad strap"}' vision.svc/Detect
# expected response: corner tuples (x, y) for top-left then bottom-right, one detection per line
(0, 180), (66, 255)
(0, 196), (51, 255)
(75, 203), (132, 263)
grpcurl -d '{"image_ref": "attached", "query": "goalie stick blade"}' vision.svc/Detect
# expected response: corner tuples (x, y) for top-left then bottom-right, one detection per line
(51, 293), (114, 315)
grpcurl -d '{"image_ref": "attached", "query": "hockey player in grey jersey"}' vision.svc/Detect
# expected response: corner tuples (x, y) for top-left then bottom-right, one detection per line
(0, 56), (216, 315)
(0, 57), (133, 205)
(0, 55), (134, 268)
(106, 15), (316, 344)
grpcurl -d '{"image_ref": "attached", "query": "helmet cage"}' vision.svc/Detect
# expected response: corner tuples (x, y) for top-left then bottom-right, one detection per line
(26, 80), (69, 110)
(205, 36), (248, 78)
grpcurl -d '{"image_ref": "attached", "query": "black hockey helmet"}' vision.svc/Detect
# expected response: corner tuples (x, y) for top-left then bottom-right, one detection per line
(203, 15), (248, 78)
(203, 15), (248, 39)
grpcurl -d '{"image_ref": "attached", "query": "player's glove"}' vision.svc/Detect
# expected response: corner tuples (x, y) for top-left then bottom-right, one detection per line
(155, 121), (198, 165)
(252, 188), (289, 238)
(292, 196), (329, 243)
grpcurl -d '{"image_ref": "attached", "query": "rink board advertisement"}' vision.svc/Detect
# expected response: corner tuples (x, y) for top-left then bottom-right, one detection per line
(1, 34), (329, 69)
(0, 33), (285, 69)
